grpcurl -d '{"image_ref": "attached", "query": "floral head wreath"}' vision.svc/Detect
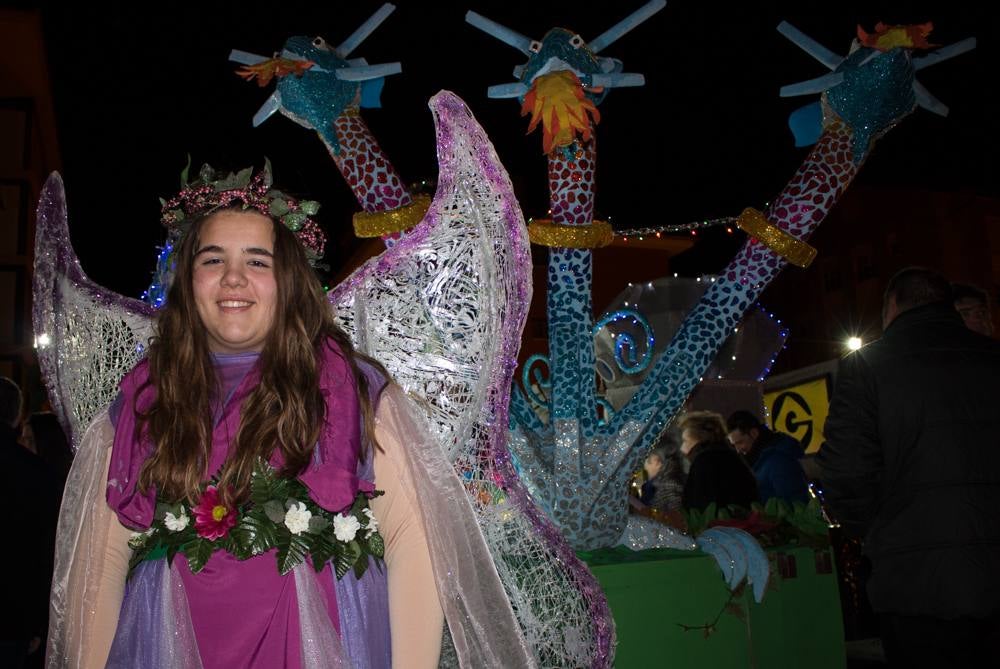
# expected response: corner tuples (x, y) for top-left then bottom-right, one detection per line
(160, 159), (327, 265)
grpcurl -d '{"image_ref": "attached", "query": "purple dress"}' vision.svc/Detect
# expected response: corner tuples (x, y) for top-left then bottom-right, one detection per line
(104, 343), (391, 669)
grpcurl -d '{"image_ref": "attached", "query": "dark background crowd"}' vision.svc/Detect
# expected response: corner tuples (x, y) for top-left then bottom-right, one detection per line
(630, 270), (1000, 667)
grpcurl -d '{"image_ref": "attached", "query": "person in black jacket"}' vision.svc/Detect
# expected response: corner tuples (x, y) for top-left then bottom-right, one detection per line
(21, 412), (73, 489)
(819, 267), (1000, 667)
(0, 377), (61, 669)
(679, 411), (758, 511)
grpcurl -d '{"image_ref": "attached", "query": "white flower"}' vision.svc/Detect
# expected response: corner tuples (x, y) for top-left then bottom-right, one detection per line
(284, 502), (313, 535)
(164, 510), (190, 532)
(362, 507), (379, 539)
(333, 513), (362, 542)
(128, 528), (154, 548)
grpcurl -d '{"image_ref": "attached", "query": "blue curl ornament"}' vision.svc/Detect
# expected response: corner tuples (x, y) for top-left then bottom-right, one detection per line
(520, 353), (553, 411)
(591, 309), (655, 375)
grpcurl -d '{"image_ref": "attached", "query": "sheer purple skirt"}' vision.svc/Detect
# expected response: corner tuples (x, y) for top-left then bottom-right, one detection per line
(106, 556), (389, 669)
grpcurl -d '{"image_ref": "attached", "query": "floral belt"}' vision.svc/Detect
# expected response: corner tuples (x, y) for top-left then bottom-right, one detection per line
(128, 460), (385, 579)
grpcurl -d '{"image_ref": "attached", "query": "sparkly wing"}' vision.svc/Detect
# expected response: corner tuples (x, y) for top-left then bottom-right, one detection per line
(329, 91), (615, 668)
(328, 91), (526, 464)
(32, 174), (155, 449)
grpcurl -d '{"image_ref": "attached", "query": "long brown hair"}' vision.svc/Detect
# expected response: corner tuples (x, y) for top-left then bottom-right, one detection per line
(137, 208), (385, 506)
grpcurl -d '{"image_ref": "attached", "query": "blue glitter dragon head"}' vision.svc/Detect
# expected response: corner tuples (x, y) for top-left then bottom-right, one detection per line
(518, 27), (608, 105)
(465, 0), (664, 106)
(824, 46), (917, 157)
(777, 21), (976, 161)
(230, 3), (402, 154)
(466, 1), (663, 154)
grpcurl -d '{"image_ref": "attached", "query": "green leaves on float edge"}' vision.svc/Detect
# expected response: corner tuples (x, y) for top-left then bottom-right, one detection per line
(683, 497), (830, 548)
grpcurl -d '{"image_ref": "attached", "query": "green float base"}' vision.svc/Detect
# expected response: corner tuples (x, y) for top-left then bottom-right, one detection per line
(582, 545), (846, 668)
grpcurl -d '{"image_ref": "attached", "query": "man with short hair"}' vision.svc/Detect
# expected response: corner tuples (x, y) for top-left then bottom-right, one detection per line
(820, 267), (1000, 667)
(952, 282), (994, 337)
(726, 410), (808, 504)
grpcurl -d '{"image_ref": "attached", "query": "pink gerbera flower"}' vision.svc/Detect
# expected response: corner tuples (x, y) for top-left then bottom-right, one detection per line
(192, 485), (237, 540)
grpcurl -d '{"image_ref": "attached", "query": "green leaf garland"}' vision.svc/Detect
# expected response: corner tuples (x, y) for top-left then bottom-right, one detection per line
(127, 459), (384, 580)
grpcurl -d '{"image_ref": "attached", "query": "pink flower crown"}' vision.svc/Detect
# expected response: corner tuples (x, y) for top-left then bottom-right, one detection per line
(160, 160), (327, 265)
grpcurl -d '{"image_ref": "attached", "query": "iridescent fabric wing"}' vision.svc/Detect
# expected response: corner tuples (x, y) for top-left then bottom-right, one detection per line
(329, 91), (615, 668)
(33, 174), (155, 449)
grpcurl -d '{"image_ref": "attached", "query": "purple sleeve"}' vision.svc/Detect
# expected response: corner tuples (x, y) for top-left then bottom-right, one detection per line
(299, 340), (376, 513)
(106, 361), (158, 530)
(357, 357), (389, 411)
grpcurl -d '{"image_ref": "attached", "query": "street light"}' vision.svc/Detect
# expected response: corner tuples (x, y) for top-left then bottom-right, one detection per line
(846, 336), (862, 351)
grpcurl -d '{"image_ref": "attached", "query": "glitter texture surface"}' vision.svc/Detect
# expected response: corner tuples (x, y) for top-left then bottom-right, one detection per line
(826, 47), (916, 162)
(33, 176), (155, 446)
(528, 218), (613, 248)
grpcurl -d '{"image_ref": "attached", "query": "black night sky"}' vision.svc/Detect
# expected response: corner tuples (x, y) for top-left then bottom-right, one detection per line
(11, 1), (999, 299)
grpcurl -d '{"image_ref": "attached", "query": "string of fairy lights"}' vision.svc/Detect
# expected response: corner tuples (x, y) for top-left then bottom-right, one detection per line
(610, 216), (737, 241)
(524, 211), (769, 243)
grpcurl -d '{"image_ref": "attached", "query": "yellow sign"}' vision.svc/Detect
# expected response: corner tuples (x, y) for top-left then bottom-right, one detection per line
(763, 376), (831, 454)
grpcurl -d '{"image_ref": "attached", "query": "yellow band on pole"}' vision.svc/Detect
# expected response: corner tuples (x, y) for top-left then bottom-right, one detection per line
(527, 219), (614, 248)
(735, 207), (817, 268)
(352, 195), (432, 238)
